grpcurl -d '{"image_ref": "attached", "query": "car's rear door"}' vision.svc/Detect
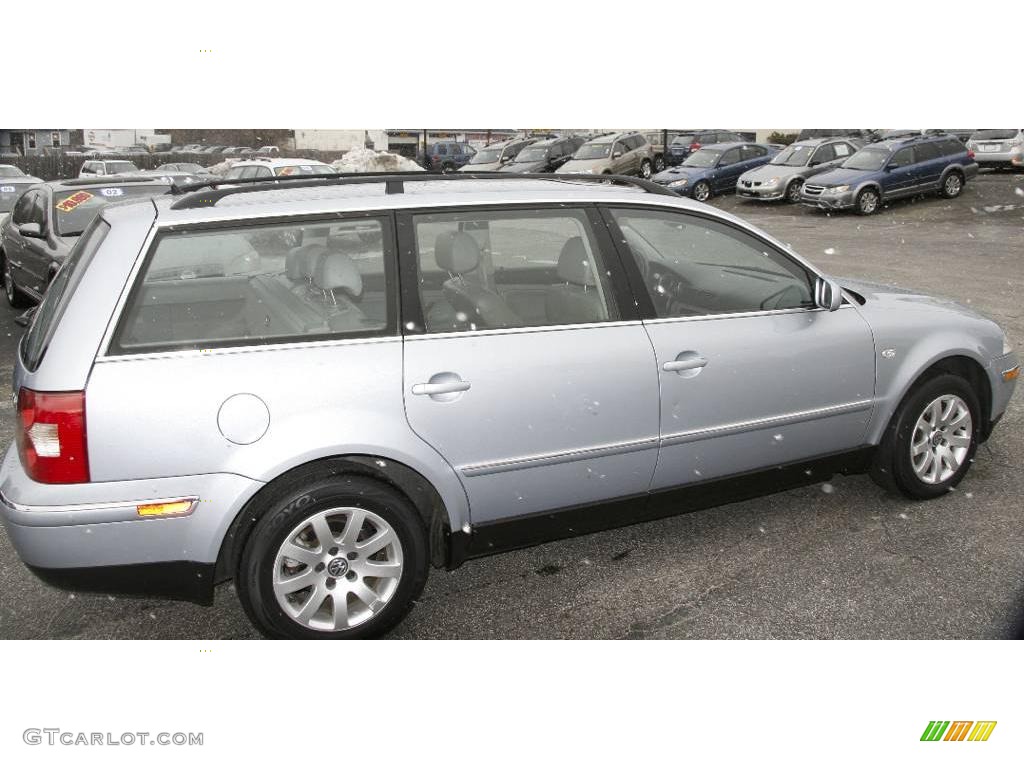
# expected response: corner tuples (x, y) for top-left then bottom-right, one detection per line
(603, 205), (876, 492)
(912, 141), (943, 190)
(399, 204), (660, 528)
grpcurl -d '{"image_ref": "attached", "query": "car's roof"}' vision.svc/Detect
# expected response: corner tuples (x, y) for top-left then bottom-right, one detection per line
(698, 142), (765, 151)
(139, 178), (723, 227)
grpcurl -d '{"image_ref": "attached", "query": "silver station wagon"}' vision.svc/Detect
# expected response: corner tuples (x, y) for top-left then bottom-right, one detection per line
(0, 173), (1018, 639)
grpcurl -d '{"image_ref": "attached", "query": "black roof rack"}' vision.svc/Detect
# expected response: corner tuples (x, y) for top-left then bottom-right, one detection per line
(168, 171), (677, 210)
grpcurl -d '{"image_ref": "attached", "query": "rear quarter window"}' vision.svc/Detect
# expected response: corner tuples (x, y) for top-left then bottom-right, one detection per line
(21, 218), (110, 372)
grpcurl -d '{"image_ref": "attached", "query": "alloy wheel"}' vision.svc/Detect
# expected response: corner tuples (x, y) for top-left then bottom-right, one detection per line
(272, 506), (404, 631)
(910, 395), (972, 484)
(944, 174), (962, 197)
(694, 182), (710, 202)
(859, 190), (879, 214)
(786, 180), (803, 203)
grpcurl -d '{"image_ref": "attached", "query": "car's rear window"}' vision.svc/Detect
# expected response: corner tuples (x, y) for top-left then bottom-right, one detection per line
(111, 216), (396, 354)
(53, 184), (168, 236)
(971, 129), (1017, 140)
(21, 218), (110, 372)
(0, 182), (34, 214)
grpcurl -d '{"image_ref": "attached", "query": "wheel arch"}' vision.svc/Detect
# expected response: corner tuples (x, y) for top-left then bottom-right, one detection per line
(215, 453), (466, 584)
(870, 352), (993, 447)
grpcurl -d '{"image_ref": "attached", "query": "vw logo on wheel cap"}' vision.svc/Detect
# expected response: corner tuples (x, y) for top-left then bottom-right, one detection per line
(326, 557), (349, 578)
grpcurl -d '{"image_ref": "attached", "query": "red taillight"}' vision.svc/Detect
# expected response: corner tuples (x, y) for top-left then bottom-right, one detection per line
(967, 149), (975, 159)
(690, 142), (701, 151)
(432, 155), (440, 161)
(16, 388), (89, 484)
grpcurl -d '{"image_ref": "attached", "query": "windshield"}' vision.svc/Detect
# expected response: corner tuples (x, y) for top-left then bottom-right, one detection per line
(971, 129), (1018, 140)
(105, 161), (140, 174)
(771, 145), (814, 166)
(514, 147), (550, 162)
(842, 147), (889, 171)
(53, 184), (169, 236)
(0, 183), (33, 213)
(670, 134), (697, 146)
(574, 142), (612, 160)
(682, 149), (721, 168)
(275, 164), (334, 176)
(469, 149), (502, 164)
(0, 165), (26, 178)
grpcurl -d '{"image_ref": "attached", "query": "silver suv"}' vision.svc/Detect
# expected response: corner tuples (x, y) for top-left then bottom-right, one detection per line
(0, 174), (1017, 639)
(560, 132), (655, 177)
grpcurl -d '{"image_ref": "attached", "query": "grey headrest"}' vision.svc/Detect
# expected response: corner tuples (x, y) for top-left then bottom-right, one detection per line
(557, 237), (596, 287)
(313, 251), (363, 298)
(289, 244), (327, 280)
(435, 231), (481, 274)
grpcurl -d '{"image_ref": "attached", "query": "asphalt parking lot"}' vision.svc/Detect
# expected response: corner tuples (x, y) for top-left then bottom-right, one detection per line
(0, 170), (1021, 639)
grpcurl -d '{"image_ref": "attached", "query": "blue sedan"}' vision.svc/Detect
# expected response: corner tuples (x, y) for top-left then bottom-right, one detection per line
(652, 143), (779, 201)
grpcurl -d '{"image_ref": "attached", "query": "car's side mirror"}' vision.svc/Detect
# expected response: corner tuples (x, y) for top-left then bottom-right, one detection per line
(815, 277), (843, 312)
(613, 151), (623, 158)
(18, 223), (43, 239)
(884, 163), (897, 172)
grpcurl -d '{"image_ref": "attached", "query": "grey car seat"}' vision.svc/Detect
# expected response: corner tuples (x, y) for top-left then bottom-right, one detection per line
(311, 250), (368, 332)
(545, 236), (607, 325)
(434, 231), (519, 329)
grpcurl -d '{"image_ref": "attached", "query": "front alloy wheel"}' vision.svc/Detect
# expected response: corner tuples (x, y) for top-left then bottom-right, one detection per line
(909, 395), (973, 485)
(693, 181), (711, 202)
(639, 159), (653, 179)
(786, 179), (803, 203)
(856, 188), (880, 215)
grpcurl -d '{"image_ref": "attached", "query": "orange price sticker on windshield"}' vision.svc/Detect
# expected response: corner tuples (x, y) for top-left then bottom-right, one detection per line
(56, 191), (94, 212)
(278, 167), (294, 176)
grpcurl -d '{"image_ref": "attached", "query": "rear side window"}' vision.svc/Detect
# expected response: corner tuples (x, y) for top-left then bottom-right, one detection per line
(915, 142), (941, 162)
(111, 217), (396, 354)
(937, 138), (964, 156)
(22, 218), (110, 371)
(410, 208), (621, 333)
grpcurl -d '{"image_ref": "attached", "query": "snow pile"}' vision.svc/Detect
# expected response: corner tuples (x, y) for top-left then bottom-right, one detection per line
(205, 157), (243, 175)
(330, 148), (422, 174)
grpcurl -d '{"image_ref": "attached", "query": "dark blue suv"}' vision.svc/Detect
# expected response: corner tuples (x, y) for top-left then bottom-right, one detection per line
(417, 142), (477, 173)
(801, 134), (978, 215)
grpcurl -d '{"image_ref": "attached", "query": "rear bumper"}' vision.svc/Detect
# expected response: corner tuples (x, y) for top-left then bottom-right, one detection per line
(0, 445), (263, 604)
(973, 150), (1021, 166)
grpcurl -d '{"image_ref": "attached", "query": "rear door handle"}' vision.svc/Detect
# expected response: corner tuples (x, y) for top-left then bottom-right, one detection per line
(412, 381), (471, 396)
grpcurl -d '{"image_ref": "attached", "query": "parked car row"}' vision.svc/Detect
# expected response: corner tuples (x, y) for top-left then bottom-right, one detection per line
(651, 132), (986, 216)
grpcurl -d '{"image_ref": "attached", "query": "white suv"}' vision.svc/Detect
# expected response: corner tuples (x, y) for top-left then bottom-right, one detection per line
(223, 158), (334, 180)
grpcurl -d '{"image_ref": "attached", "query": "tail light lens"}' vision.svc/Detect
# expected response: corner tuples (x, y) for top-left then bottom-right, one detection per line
(16, 388), (89, 484)
(967, 149), (975, 159)
(690, 142), (701, 151)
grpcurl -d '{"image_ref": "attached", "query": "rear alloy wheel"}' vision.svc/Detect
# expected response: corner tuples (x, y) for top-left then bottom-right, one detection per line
(856, 188), (880, 215)
(2, 255), (28, 308)
(785, 179), (803, 203)
(871, 373), (980, 500)
(639, 159), (653, 179)
(238, 471), (429, 639)
(441, 163), (456, 174)
(693, 181), (711, 202)
(654, 156), (666, 172)
(941, 172), (963, 199)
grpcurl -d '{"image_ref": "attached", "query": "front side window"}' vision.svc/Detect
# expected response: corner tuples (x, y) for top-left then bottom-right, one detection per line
(810, 144), (836, 165)
(720, 148), (742, 165)
(113, 217), (394, 353)
(890, 147), (915, 168)
(411, 208), (620, 333)
(609, 207), (814, 318)
(11, 190), (35, 224)
(741, 145), (766, 161)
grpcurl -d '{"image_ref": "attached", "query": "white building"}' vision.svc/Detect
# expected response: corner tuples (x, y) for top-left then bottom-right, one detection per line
(83, 129), (170, 149)
(293, 130), (389, 152)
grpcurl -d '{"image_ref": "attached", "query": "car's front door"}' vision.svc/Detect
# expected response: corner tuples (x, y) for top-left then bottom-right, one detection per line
(712, 148), (743, 192)
(399, 205), (660, 527)
(882, 146), (917, 198)
(604, 205), (877, 491)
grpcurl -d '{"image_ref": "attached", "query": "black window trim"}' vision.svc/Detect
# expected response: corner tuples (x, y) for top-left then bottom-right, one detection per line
(597, 203), (823, 322)
(395, 202), (641, 337)
(106, 209), (400, 357)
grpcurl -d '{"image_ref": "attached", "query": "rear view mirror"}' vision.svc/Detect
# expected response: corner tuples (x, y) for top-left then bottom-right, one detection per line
(18, 223), (43, 238)
(815, 277), (843, 312)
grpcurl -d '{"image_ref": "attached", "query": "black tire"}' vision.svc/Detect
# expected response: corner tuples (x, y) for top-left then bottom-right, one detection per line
(940, 171), (964, 199)
(855, 187), (880, 215)
(692, 180), (711, 202)
(639, 159), (653, 179)
(654, 155), (666, 173)
(785, 179), (803, 203)
(1, 253), (30, 309)
(237, 469), (429, 639)
(441, 162), (456, 174)
(870, 373), (981, 500)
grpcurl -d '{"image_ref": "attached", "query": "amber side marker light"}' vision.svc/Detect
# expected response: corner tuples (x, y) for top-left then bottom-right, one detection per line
(1003, 366), (1020, 382)
(137, 499), (196, 517)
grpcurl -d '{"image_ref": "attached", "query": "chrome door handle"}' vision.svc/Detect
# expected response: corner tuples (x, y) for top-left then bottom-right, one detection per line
(662, 357), (707, 372)
(412, 380), (471, 396)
